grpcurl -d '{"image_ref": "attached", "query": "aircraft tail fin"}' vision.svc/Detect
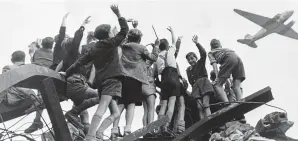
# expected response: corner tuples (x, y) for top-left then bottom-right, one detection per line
(237, 39), (257, 48)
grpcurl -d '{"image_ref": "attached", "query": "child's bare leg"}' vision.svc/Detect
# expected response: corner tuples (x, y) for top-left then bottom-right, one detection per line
(96, 99), (120, 138)
(86, 95), (112, 138)
(214, 80), (229, 102)
(165, 96), (176, 126)
(158, 100), (168, 118)
(146, 95), (156, 124)
(142, 101), (148, 126)
(176, 96), (185, 134)
(111, 103), (124, 139)
(232, 79), (243, 101)
(196, 99), (205, 119)
(202, 95), (211, 117)
(124, 103), (136, 134)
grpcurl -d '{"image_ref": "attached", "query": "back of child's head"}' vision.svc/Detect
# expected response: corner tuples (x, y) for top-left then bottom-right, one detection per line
(54, 34), (70, 43)
(87, 31), (97, 44)
(11, 50), (25, 63)
(210, 70), (216, 81)
(210, 39), (221, 50)
(94, 24), (112, 40)
(61, 38), (74, 51)
(42, 37), (54, 49)
(186, 52), (198, 60)
(127, 29), (143, 43)
(159, 38), (169, 51)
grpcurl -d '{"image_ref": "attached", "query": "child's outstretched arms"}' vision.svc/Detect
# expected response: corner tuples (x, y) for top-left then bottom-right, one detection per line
(192, 35), (207, 62)
(167, 26), (176, 47)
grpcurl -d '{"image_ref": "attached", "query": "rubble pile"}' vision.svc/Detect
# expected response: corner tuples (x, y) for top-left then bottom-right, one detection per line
(209, 121), (274, 141)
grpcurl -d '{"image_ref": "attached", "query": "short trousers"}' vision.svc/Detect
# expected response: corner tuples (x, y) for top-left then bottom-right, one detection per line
(119, 77), (142, 107)
(191, 77), (214, 99)
(216, 53), (246, 86)
(160, 67), (181, 100)
(67, 74), (89, 100)
(98, 77), (122, 98)
(142, 80), (156, 99)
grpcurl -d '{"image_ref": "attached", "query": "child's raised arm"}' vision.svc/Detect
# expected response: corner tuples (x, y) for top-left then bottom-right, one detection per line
(175, 36), (182, 58)
(167, 26), (176, 47)
(192, 35), (207, 62)
(110, 5), (129, 47)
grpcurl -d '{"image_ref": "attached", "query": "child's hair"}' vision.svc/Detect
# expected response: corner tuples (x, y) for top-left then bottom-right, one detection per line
(54, 34), (70, 43)
(210, 70), (216, 81)
(11, 50), (25, 63)
(159, 38), (169, 51)
(210, 39), (221, 49)
(127, 29), (143, 43)
(42, 37), (54, 49)
(94, 24), (111, 40)
(186, 52), (198, 60)
(61, 38), (74, 52)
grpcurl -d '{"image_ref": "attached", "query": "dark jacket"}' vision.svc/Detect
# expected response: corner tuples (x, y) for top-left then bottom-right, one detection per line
(65, 17), (129, 85)
(32, 48), (53, 68)
(186, 43), (208, 86)
(62, 26), (85, 72)
(52, 26), (66, 69)
(121, 42), (159, 84)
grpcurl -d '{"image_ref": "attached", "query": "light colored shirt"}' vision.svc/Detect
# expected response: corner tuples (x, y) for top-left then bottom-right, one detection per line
(154, 46), (177, 75)
(208, 48), (235, 65)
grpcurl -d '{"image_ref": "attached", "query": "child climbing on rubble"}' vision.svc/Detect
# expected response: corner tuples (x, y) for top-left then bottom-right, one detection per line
(63, 5), (129, 141)
(186, 35), (215, 119)
(208, 39), (246, 122)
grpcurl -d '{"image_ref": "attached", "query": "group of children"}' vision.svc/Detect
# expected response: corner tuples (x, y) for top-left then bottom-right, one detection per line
(1, 4), (246, 141)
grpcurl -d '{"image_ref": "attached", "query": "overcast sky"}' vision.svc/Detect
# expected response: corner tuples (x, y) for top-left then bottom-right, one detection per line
(0, 0), (298, 140)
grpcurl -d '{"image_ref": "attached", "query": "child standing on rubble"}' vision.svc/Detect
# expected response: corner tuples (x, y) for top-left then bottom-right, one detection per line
(186, 35), (214, 119)
(64, 5), (129, 141)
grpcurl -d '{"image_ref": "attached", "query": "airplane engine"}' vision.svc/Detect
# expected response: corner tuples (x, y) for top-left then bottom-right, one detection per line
(286, 20), (295, 28)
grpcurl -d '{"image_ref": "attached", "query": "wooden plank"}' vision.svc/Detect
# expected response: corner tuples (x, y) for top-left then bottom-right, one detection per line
(120, 116), (170, 141)
(40, 78), (72, 141)
(173, 86), (273, 141)
(0, 64), (67, 123)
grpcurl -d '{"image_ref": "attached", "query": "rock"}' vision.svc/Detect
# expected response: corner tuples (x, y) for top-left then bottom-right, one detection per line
(255, 112), (298, 141)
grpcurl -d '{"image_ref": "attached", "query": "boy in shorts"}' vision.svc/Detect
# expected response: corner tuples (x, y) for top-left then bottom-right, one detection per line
(208, 39), (245, 102)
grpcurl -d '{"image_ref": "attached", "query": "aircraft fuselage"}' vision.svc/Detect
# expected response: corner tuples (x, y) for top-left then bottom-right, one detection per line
(250, 10), (294, 41)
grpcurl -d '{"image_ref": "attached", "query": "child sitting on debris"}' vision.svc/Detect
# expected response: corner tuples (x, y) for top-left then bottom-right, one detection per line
(63, 5), (129, 141)
(186, 35), (214, 119)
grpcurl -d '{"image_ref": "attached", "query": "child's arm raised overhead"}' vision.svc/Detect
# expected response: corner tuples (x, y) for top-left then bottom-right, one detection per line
(58, 12), (69, 45)
(110, 5), (129, 47)
(192, 35), (207, 63)
(175, 36), (182, 58)
(167, 26), (176, 47)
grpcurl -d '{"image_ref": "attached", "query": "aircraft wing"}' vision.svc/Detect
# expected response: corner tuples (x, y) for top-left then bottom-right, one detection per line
(276, 27), (298, 40)
(234, 9), (271, 28)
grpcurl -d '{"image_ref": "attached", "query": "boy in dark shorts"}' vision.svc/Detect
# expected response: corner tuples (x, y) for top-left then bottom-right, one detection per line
(97, 28), (160, 138)
(186, 35), (214, 119)
(64, 5), (129, 141)
(154, 26), (181, 136)
(208, 39), (245, 102)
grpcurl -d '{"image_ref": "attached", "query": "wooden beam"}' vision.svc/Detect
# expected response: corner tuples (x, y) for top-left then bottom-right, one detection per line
(120, 116), (170, 141)
(173, 86), (273, 141)
(0, 64), (67, 123)
(40, 78), (72, 141)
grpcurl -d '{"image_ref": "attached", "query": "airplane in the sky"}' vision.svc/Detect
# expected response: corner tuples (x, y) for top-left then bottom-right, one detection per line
(234, 9), (298, 48)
